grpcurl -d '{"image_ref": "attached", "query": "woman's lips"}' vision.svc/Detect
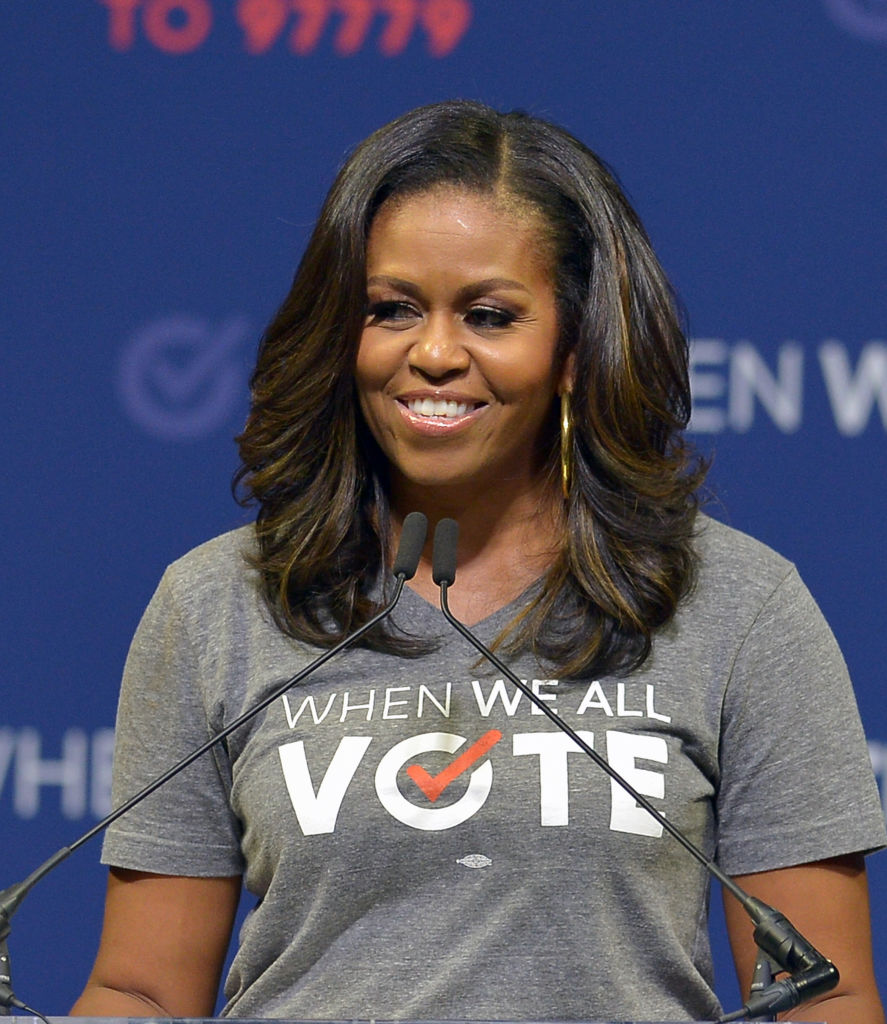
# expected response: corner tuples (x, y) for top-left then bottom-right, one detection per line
(405, 397), (479, 418)
(396, 396), (487, 434)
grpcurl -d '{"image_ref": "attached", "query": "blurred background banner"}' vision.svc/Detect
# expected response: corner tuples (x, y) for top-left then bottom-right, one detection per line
(3, 0), (885, 1013)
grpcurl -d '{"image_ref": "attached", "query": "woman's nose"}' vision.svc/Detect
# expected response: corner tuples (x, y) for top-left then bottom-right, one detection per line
(407, 314), (470, 378)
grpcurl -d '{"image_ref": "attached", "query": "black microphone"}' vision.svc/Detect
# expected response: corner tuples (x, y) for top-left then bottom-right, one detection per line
(0, 944), (33, 1020)
(719, 901), (842, 1021)
(0, 510), (428, 1017)
(431, 515), (459, 587)
(392, 510), (429, 578)
(431, 517), (838, 1023)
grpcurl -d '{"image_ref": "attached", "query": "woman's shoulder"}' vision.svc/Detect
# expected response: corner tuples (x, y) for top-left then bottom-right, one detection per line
(167, 522), (257, 569)
(694, 512), (793, 581)
(158, 523), (260, 605)
(688, 513), (802, 620)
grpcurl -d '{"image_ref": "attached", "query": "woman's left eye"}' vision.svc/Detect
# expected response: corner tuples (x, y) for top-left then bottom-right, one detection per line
(465, 306), (516, 329)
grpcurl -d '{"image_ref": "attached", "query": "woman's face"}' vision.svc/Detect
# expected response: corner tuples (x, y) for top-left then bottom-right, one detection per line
(356, 187), (569, 500)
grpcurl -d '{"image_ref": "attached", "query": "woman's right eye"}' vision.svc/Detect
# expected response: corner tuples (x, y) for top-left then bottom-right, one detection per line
(366, 300), (418, 323)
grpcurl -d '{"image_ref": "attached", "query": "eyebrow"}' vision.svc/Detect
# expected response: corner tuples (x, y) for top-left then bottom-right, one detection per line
(366, 275), (532, 300)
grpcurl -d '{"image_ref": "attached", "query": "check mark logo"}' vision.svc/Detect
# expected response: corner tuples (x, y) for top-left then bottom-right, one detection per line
(406, 730), (503, 802)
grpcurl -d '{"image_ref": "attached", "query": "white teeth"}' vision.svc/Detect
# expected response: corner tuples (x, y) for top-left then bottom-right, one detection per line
(407, 398), (470, 418)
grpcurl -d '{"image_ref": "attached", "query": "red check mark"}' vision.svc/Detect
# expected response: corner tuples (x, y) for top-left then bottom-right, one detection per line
(406, 730), (503, 802)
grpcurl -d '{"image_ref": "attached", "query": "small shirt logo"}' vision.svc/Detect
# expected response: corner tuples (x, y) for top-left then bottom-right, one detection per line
(457, 853), (492, 869)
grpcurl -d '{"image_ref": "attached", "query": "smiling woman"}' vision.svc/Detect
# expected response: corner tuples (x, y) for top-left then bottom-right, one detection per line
(71, 101), (886, 1024)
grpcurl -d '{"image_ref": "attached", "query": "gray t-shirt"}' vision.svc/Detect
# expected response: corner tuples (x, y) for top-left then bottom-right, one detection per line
(101, 515), (886, 1021)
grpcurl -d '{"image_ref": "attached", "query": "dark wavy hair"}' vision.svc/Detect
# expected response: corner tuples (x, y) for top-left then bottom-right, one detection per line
(234, 99), (707, 678)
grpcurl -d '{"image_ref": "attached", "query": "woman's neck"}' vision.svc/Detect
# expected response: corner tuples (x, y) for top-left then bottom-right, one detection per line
(388, 478), (565, 625)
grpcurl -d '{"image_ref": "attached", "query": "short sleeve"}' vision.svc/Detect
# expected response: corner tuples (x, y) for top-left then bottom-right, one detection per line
(715, 567), (885, 875)
(101, 568), (245, 876)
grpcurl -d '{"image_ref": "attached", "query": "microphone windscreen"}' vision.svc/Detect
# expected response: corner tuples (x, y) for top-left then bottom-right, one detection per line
(432, 518), (459, 585)
(392, 511), (428, 579)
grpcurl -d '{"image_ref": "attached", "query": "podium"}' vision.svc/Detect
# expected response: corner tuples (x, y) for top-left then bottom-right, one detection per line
(19, 1018), (824, 1023)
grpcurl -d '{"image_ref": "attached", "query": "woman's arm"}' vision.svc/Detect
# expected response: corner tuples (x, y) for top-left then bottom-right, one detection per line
(724, 853), (884, 1023)
(71, 867), (241, 1017)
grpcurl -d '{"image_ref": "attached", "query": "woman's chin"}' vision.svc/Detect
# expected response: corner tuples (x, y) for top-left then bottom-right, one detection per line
(391, 463), (551, 508)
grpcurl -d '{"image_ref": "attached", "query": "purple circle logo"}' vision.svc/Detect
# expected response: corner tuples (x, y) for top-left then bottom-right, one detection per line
(118, 314), (252, 440)
(823, 0), (887, 41)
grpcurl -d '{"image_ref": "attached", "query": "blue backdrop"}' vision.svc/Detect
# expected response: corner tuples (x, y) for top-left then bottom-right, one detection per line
(2, 0), (886, 1015)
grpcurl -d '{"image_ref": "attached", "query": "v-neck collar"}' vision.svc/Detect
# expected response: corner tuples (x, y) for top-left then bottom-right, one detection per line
(392, 575), (546, 644)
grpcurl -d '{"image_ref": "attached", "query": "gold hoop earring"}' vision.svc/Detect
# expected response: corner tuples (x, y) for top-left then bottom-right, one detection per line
(560, 391), (574, 500)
